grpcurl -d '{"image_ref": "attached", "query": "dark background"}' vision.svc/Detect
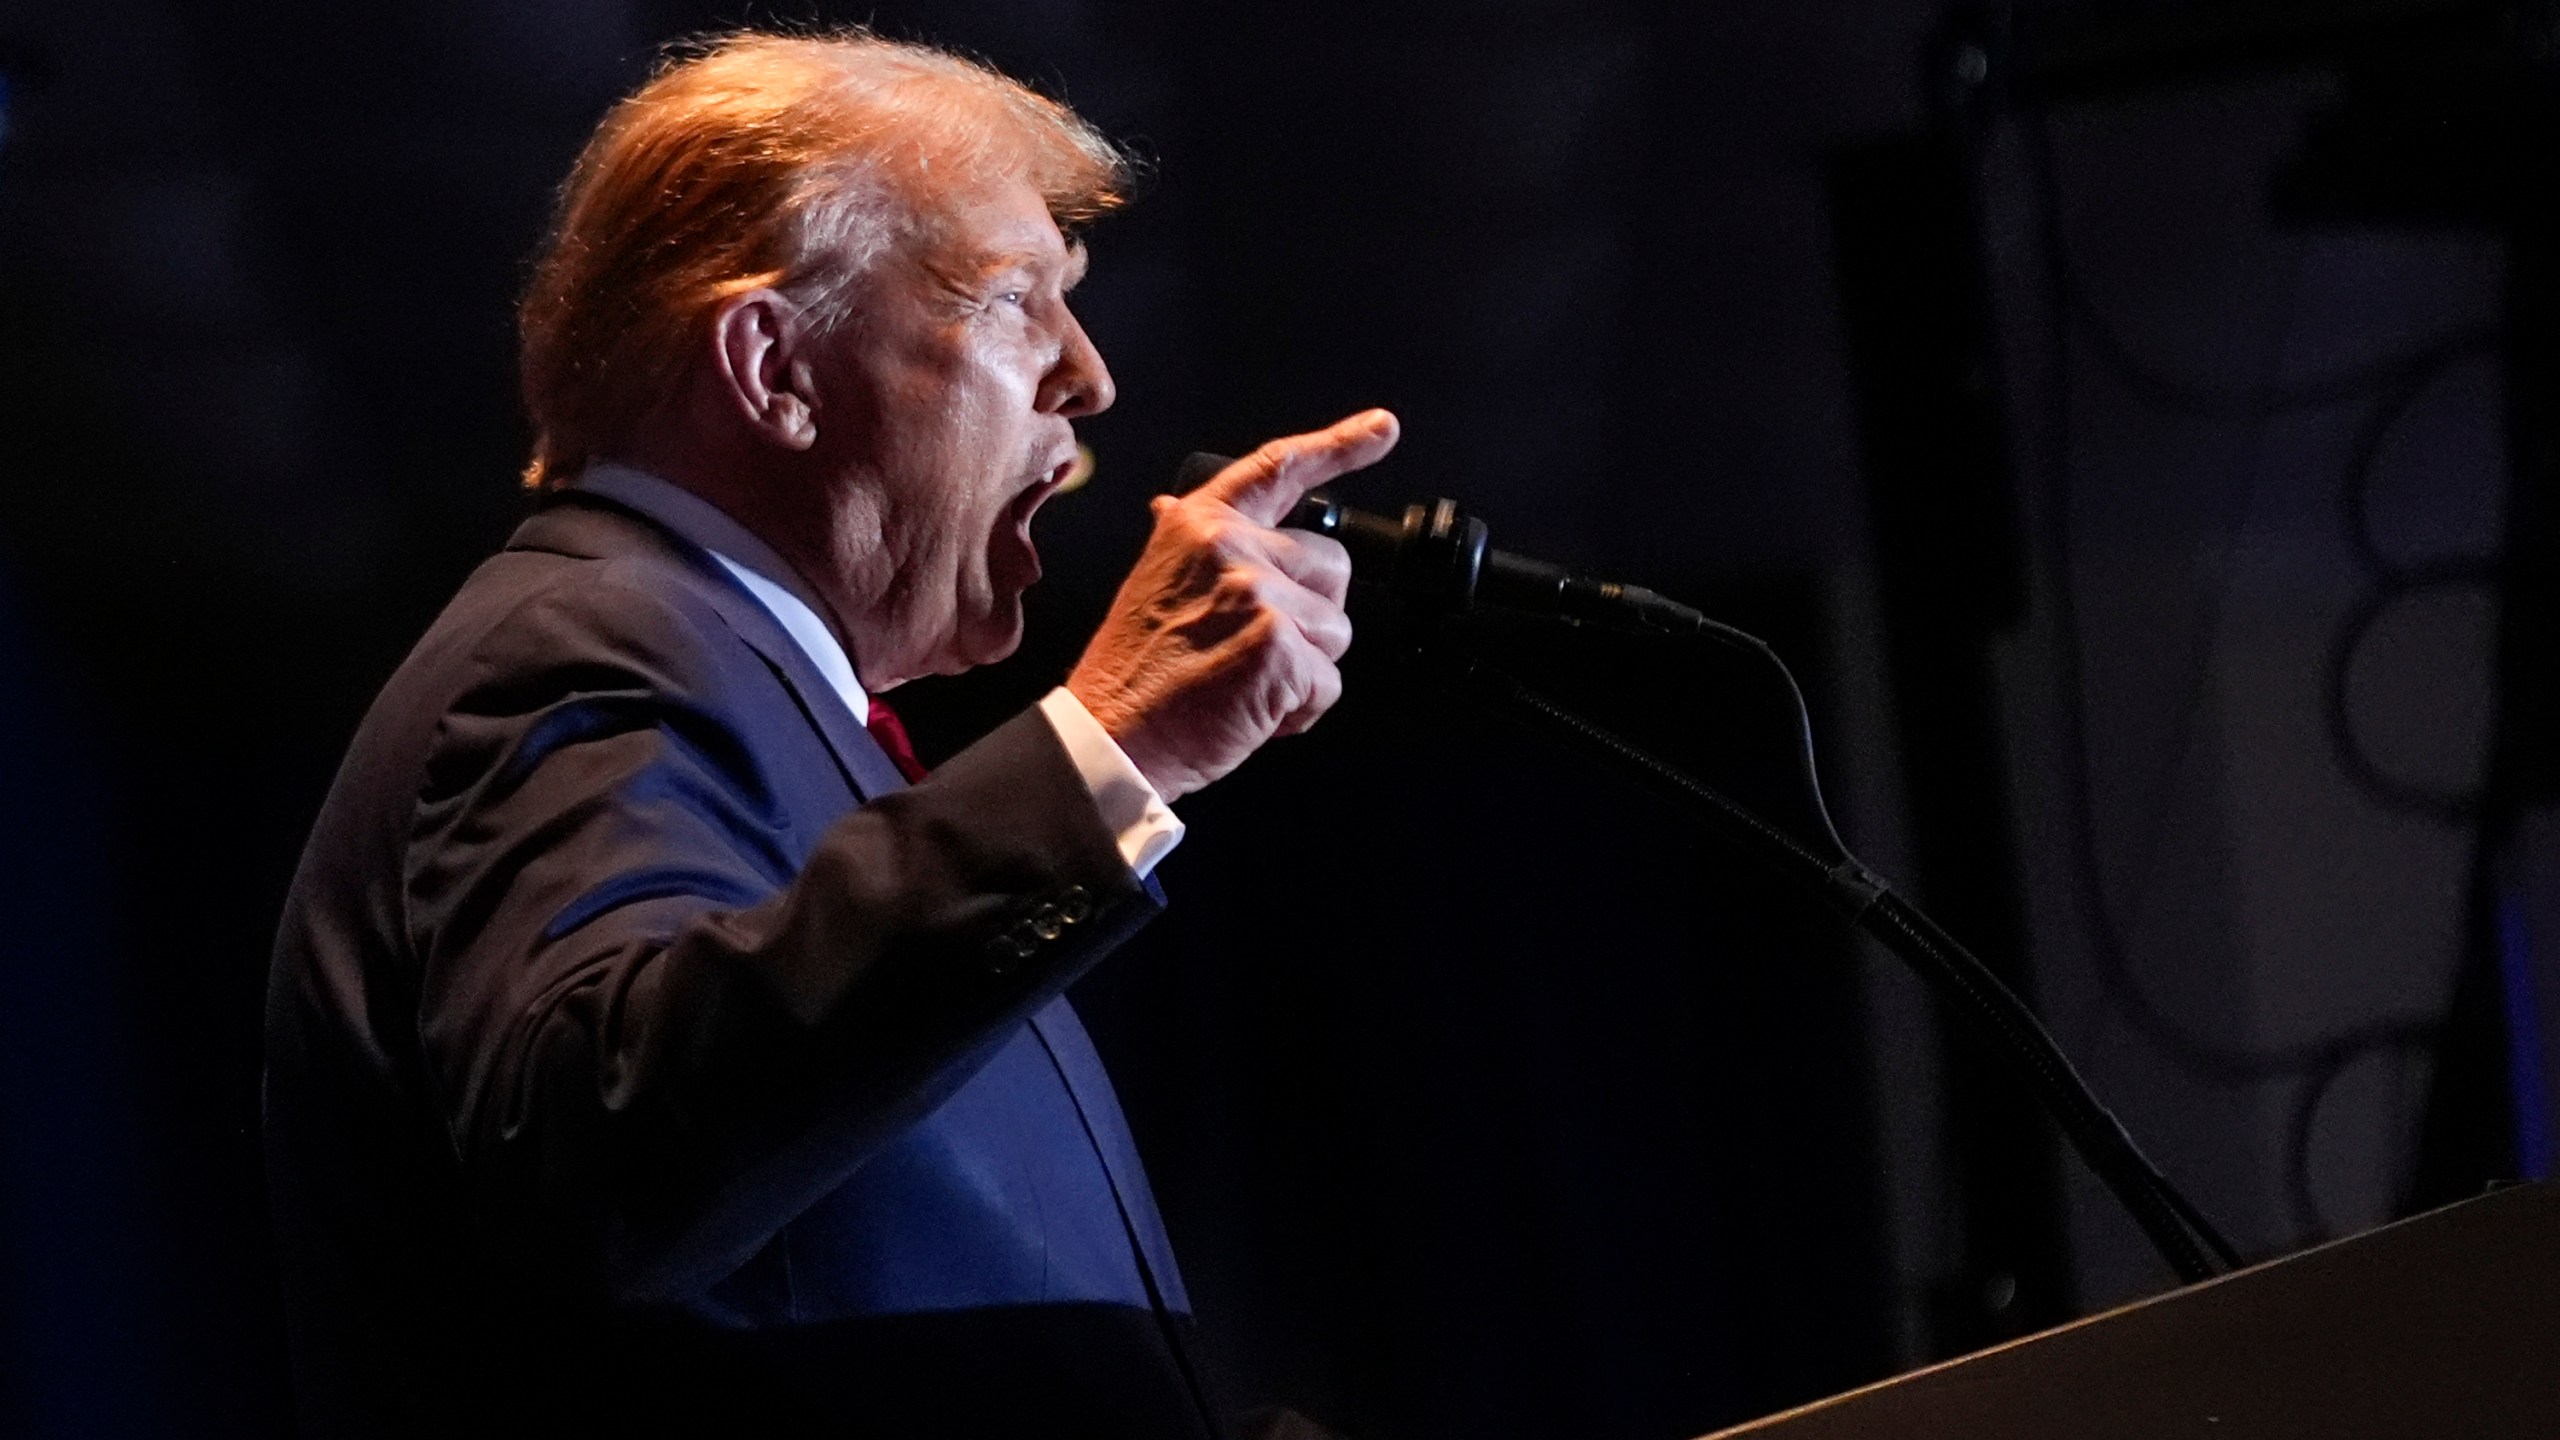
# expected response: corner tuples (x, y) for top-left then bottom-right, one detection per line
(2, 1), (2553, 1437)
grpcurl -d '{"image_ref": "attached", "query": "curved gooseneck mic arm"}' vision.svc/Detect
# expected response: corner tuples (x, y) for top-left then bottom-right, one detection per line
(1427, 645), (2241, 1287)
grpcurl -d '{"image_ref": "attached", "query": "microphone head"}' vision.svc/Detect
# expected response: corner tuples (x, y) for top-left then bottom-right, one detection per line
(1177, 446), (1467, 607)
(1175, 451), (1232, 493)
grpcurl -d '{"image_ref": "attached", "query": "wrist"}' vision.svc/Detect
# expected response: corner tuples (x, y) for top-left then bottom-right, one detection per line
(1066, 673), (1179, 800)
(1109, 726), (1188, 803)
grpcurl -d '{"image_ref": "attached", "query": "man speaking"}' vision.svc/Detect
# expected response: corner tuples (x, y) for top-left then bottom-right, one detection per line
(263, 30), (1396, 1438)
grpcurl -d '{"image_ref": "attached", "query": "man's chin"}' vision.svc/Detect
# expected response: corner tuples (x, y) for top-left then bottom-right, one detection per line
(940, 607), (1026, 675)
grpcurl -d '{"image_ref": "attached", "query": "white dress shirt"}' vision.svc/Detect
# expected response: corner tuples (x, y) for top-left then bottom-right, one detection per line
(575, 462), (1184, 879)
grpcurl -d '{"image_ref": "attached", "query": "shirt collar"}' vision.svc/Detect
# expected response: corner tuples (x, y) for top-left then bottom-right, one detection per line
(572, 461), (870, 721)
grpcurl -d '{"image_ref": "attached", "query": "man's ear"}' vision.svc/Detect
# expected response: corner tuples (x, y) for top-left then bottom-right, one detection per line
(709, 289), (820, 451)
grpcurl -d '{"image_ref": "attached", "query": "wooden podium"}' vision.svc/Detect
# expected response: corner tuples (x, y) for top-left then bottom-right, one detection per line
(1707, 1182), (2560, 1438)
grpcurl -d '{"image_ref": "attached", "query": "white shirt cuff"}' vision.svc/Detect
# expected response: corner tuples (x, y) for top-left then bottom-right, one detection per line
(1035, 688), (1185, 880)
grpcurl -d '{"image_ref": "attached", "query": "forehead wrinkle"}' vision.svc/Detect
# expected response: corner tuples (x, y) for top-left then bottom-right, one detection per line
(933, 236), (1075, 289)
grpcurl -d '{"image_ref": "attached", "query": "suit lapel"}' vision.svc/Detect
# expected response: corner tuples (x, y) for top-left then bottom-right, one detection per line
(702, 579), (914, 803)
(506, 496), (911, 804)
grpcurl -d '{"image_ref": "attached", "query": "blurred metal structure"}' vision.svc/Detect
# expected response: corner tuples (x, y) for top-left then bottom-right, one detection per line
(1829, 0), (2560, 1359)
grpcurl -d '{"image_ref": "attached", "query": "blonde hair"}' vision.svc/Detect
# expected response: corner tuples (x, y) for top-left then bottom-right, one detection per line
(517, 29), (1130, 489)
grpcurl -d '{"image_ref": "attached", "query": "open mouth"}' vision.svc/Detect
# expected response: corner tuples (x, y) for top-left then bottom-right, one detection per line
(995, 462), (1070, 586)
(1017, 451), (1081, 526)
(1013, 465), (1068, 527)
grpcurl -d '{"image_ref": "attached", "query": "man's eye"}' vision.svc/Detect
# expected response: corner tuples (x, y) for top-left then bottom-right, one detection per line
(994, 290), (1028, 307)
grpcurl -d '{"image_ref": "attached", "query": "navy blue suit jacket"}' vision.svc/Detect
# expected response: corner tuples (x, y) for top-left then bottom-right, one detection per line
(265, 495), (1209, 1437)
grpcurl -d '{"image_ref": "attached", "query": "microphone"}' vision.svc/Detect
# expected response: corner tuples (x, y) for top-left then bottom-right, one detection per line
(1176, 452), (1710, 635)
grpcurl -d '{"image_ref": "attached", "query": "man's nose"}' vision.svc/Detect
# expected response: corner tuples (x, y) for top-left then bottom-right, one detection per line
(1043, 311), (1116, 419)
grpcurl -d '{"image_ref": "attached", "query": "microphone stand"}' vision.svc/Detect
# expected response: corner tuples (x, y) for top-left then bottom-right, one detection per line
(1193, 451), (2236, 1286)
(1398, 618), (2242, 1289)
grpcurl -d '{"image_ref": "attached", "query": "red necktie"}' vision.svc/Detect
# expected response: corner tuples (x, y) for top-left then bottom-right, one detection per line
(865, 698), (929, 784)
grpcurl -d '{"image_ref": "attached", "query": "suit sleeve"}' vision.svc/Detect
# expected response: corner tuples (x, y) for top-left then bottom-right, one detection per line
(401, 576), (1161, 1308)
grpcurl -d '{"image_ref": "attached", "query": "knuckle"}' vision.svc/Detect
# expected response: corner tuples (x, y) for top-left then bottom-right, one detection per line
(1212, 568), (1264, 609)
(1317, 611), (1354, 659)
(1231, 608), (1284, 653)
(1284, 629), (1328, 683)
(1270, 528), (1342, 575)
(1208, 519), (1259, 561)
(1301, 661), (1344, 715)
(1177, 496), (1226, 537)
(1239, 441), (1297, 485)
(1152, 501), (1199, 545)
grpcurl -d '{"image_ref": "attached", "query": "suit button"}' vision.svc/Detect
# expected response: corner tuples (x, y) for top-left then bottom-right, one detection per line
(985, 930), (1036, 973)
(1030, 908), (1066, 941)
(1057, 887), (1092, 925)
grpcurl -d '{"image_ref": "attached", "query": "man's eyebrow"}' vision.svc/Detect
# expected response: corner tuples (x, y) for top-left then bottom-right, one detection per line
(954, 242), (1086, 288)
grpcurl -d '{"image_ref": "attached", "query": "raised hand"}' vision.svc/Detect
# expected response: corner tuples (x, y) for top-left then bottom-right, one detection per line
(1067, 408), (1401, 800)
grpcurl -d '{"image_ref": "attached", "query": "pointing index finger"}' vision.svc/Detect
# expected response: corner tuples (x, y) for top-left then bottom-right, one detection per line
(1201, 408), (1402, 527)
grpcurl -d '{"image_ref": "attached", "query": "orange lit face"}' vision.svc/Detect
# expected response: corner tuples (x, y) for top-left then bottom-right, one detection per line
(808, 177), (1114, 688)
